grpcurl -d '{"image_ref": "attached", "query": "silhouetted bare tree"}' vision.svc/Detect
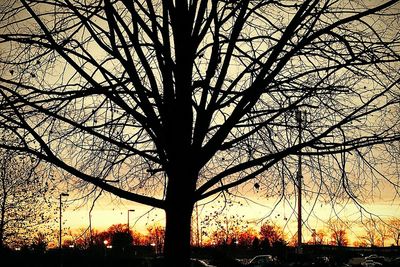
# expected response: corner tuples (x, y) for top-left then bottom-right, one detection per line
(0, 144), (55, 249)
(361, 218), (380, 247)
(260, 222), (285, 247)
(327, 219), (349, 247)
(1, 1), (399, 265)
(388, 218), (400, 246)
(360, 218), (392, 247)
(146, 224), (165, 254)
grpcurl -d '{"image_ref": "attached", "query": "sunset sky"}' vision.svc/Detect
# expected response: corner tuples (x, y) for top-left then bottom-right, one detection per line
(1, 0), (399, 255)
(61, 185), (400, 244)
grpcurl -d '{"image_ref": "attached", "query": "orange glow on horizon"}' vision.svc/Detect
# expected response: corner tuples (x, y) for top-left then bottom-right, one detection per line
(60, 193), (400, 247)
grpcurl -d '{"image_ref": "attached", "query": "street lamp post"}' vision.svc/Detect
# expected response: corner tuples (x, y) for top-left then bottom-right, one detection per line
(89, 212), (92, 246)
(127, 209), (135, 231)
(59, 193), (69, 250)
(103, 240), (109, 257)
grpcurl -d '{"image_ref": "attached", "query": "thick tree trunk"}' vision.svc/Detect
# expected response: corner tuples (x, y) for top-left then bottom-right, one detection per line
(164, 201), (194, 267)
(162, 162), (196, 267)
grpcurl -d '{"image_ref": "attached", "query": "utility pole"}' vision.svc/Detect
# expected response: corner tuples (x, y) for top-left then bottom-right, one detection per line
(295, 110), (303, 254)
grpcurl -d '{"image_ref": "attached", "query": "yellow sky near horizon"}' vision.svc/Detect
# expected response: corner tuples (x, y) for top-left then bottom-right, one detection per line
(60, 190), (400, 245)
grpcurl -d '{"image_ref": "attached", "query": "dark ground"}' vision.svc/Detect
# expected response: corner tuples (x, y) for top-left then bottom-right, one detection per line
(1, 245), (399, 267)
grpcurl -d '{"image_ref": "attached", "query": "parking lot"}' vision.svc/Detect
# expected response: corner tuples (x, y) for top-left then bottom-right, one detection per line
(1, 246), (399, 267)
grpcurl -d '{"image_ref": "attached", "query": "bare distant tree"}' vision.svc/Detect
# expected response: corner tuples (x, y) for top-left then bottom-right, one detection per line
(388, 218), (400, 246)
(146, 224), (165, 254)
(376, 220), (390, 247)
(361, 219), (380, 247)
(237, 227), (258, 248)
(362, 218), (394, 247)
(0, 144), (55, 249)
(308, 228), (326, 245)
(315, 230), (327, 245)
(1, 0), (399, 265)
(327, 219), (349, 246)
(259, 222), (285, 247)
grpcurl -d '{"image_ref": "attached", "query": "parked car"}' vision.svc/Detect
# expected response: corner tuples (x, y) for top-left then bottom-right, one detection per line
(143, 257), (216, 267)
(348, 257), (365, 266)
(191, 258), (216, 267)
(247, 255), (278, 267)
(365, 254), (385, 262)
(388, 257), (400, 267)
(391, 256), (400, 263)
(311, 256), (332, 266)
(361, 259), (383, 267)
(209, 256), (245, 267)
